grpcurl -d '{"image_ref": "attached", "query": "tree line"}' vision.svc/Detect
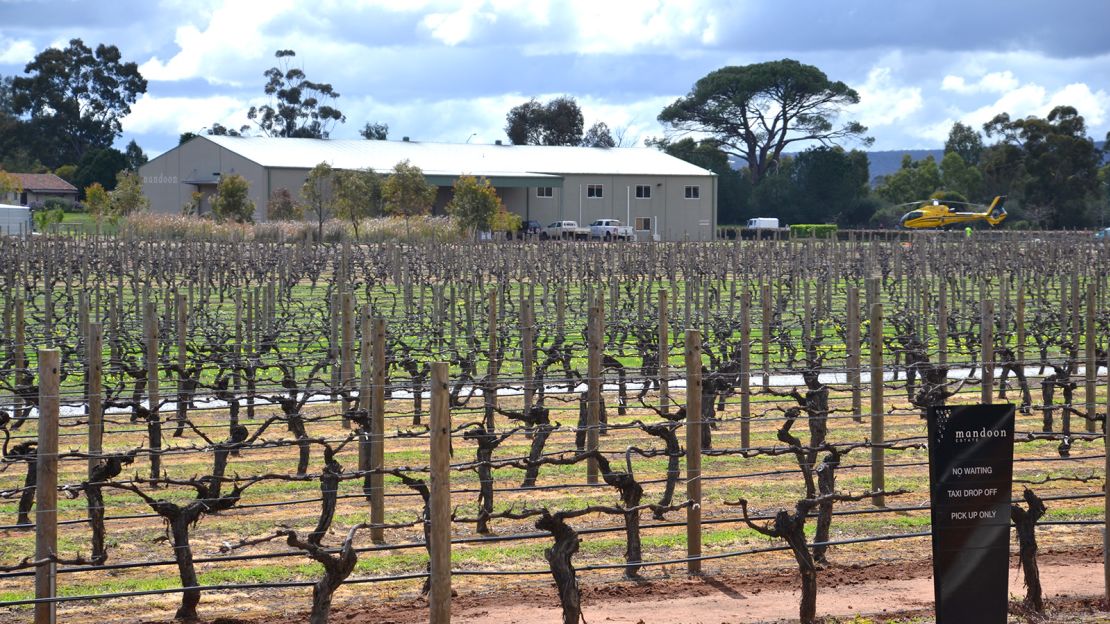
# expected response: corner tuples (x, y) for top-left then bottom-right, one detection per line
(2, 41), (1108, 230)
(649, 60), (1110, 228)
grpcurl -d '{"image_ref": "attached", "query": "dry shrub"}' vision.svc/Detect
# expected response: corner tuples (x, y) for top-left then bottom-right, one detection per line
(116, 214), (465, 243)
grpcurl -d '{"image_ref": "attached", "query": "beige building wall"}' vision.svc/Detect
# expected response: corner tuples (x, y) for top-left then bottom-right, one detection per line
(142, 140), (272, 220)
(141, 139), (716, 238)
(533, 174), (716, 241)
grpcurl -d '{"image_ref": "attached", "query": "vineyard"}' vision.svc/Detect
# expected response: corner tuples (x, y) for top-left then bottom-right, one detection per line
(0, 232), (1107, 623)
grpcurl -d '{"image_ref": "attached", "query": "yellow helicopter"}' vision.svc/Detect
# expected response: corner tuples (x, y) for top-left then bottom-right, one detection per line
(899, 195), (1007, 229)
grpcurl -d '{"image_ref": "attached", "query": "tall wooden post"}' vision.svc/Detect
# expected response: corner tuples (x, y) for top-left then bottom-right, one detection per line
(760, 283), (771, 391)
(370, 318), (386, 543)
(341, 291), (354, 429)
(329, 291), (340, 404)
(1, 279), (9, 406)
(175, 293), (187, 438)
(144, 302), (161, 480)
(1104, 352), (1110, 604)
(14, 294), (24, 419)
(981, 300), (994, 405)
(429, 362), (452, 624)
(87, 324), (103, 476)
(847, 287), (862, 422)
(1085, 284), (1097, 433)
(658, 289), (669, 415)
(35, 348), (60, 624)
(869, 302), (885, 507)
(521, 294), (535, 416)
(233, 289), (242, 401)
(245, 289), (255, 420)
(358, 306), (372, 503)
(739, 290), (752, 448)
(586, 295), (602, 484)
(685, 330), (702, 575)
(1016, 280), (1026, 366)
(485, 289), (498, 430)
(938, 279), (948, 369)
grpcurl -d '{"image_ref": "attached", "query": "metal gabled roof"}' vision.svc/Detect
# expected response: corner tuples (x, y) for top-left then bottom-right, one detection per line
(200, 135), (715, 178)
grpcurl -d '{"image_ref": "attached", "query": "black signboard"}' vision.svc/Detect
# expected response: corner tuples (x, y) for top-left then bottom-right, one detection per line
(927, 403), (1015, 624)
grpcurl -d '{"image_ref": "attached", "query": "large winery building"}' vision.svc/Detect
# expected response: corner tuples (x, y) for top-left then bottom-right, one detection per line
(140, 135), (718, 241)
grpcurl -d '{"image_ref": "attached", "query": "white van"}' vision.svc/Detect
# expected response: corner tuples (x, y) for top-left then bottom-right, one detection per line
(0, 204), (32, 235)
(746, 217), (780, 229)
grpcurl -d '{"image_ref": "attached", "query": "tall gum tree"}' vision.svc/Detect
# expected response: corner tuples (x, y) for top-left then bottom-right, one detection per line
(247, 49), (345, 138)
(658, 59), (871, 185)
(9, 39), (147, 168)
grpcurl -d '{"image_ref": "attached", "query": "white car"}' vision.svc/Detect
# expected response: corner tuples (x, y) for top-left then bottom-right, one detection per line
(589, 218), (634, 241)
(540, 220), (589, 240)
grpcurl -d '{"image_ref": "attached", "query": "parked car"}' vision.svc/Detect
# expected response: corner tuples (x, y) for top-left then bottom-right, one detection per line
(746, 217), (780, 229)
(540, 220), (590, 240)
(589, 218), (634, 241)
(516, 219), (543, 239)
(1096, 227), (1110, 239)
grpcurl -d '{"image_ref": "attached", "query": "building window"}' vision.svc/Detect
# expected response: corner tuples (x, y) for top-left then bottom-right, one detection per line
(635, 217), (652, 231)
(684, 185), (700, 199)
(587, 184), (603, 198)
(536, 186), (553, 198)
(635, 185), (651, 199)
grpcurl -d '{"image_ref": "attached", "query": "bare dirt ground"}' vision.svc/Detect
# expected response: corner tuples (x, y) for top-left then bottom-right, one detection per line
(214, 548), (1108, 624)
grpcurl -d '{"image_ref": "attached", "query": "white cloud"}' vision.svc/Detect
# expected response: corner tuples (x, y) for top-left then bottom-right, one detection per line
(139, 0), (297, 83)
(421, 1), (498, 46)
(575, 95), (674, 146)
(852, 66), (924, 128)
(962, 83), (1045, 128)
(122, 93), (252, 135)
(941, 70), (1018, 94)
(331, 91), (668, 147)
(1047, 83), (1109, 127)
(0, 37), (35, 64)
(562, 1), (720, 55)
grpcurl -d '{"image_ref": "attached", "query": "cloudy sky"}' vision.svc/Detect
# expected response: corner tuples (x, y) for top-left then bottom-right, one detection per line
(2, 0), (1108, 157)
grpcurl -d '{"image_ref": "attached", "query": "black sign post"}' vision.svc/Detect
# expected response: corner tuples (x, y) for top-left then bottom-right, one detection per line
(927, 403), (1015, 624)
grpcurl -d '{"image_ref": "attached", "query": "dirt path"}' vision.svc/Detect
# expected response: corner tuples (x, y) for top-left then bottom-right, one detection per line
(268, 550), (1103, 624)
(448, 561), (1103, 623)
(455, 564), (1096, 621)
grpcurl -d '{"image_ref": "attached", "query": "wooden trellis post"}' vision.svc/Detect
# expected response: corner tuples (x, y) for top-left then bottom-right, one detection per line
(359, 306), (372, 503)
(869, 302), (885, 507)
(175, 293), (187, 438)
(87, 323), (103, 476)
(341, 291), (354, 429)
(329, 291), (340, 404)
(429, 362), (452, 624)
(981, 300), (993, 405)
(937, 278), (948, 369)
(847, 286), (861, 422)
(35, 348), (60, 624)
(13, 292), (25, 426)
(739, 290), (752, 448)
(370, 317), (386, 543)
(658, 289), (669, 416)
(586, 295), (602, 484)
(521, 293), (535, 417)
(1104, 353), (1110, 604)
(485, 289), (498, 430)
(761, 282), (771, 391)
(1085, 284), (1096, 433)
(685, 329), (702, 575)
(144, 301), (161, 480)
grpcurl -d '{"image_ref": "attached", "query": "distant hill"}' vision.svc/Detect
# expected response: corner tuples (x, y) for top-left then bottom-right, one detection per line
(734, 141), (1106, 185)
(866, 149), (944, 181)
